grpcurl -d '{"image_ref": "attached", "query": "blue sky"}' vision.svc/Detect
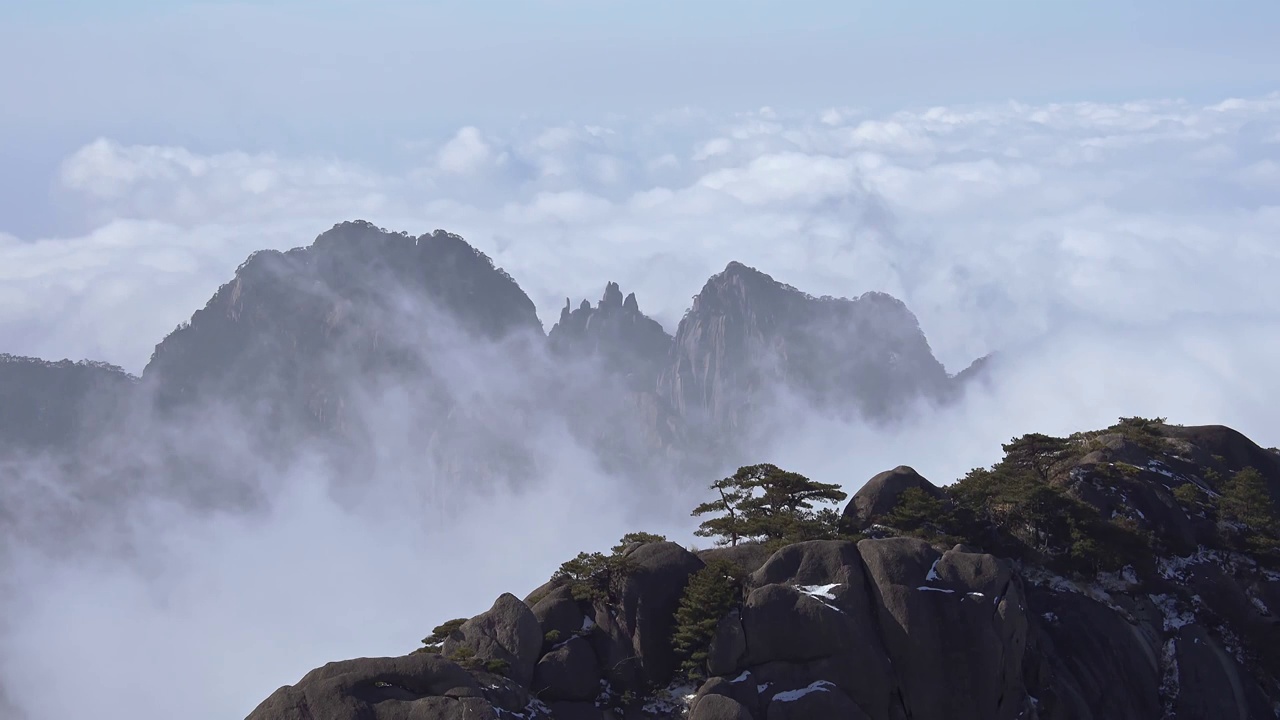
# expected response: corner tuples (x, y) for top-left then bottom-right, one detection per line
(6, 0), (1279, 124)
(2, 0), (1279, 235)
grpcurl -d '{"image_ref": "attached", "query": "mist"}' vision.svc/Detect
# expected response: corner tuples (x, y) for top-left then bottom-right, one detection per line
(1, 92), (1279, 720)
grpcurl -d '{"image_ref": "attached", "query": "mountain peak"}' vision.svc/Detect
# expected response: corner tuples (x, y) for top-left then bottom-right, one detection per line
(662, 263), (952, 429)
(711, 260), (783, 289)
(5, 220), (978, 493)
(548, 282), (672, 389)
(142, 224), (542, 428)
(601, 281), (624, 308)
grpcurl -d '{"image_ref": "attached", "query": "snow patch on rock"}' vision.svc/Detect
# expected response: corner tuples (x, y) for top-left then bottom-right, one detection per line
(1149, 593), (1195, 631)
(641, 681), (699, 715)
(772, 680), (836, 703)
(796, 583), (841, 600)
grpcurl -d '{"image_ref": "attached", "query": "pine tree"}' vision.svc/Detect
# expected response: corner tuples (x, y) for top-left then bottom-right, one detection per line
(417, 617), (467, 654)
(747, 464), (847, 518)
(1000, 433), (1072, 481)
(611, 531), (667, 554)
(692, 474), (753, 547)
(1217, 467), (1280, 551)
(885, 487), (951, 533)
(552, 552), (633, 602)
(692, 464), (847, 546)
(671, 559), (742, 681)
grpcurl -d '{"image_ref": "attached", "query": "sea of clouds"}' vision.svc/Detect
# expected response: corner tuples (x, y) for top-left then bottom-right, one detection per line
(1, 92), (1279, 719)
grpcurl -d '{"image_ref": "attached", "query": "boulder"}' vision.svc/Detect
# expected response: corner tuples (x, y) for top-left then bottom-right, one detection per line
(245, 653), (494, 720)
(693, 675), (763, 719)
(741, 585), (854, 665)
(1159, 424), (1280, 479)
(531, 585), (587, 648)
(740, 581), (894, 719)
(764, 681), (869, 720)
(857, 538), (1029, 720)
(617, 541), (706, 685)
(524, 579), (565, 606)
(690, 693), (754, 720)
(591, 603), (647, 695)
(532, 637), (601, 702)
(841, 466), (944, 532)
(443, 593), (543, 687)
(750, 540), (862, 587)
(706, 610), (747, 677)
(748, 658), (895, 720)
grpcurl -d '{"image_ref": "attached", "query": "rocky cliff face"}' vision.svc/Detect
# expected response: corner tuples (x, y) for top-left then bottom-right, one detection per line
(658, 262), (955, 440)
(245, 419), (1280, 720)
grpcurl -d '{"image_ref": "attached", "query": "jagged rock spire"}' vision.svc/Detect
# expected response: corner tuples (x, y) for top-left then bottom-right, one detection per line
(602, 281), (624, 308)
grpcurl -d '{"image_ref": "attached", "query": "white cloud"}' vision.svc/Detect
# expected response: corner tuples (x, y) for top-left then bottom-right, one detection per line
(4, 92), (1280, 720)
(61, 138), (212, 197)
(693, 137), (733, 161)
(696, 152), (860, 206)
(0, 220), (324, 368)
(58, 139), (389, 227)
(0, 380), (700, 720)
(436, 126), (497, 175)
(6, 94), (1279, 374)
(502, 190), (614, 225)
(847, 119), (936, 155)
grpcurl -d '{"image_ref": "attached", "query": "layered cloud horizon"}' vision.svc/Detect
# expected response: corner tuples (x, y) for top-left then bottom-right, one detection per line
(4, 93), (1279, 375)
(2, 87), (1280, 720)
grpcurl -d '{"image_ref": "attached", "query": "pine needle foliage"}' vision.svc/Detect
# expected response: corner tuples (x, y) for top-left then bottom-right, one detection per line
(671, 559), (743, 682)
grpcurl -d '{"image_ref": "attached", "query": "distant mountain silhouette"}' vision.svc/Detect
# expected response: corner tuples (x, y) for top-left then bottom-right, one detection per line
(1, 220), (988, 480)
(659, 260), (954, 435)
(549, 281), (672, 393)
(143, 222), (542, 431)
(0, 354), (135, 454)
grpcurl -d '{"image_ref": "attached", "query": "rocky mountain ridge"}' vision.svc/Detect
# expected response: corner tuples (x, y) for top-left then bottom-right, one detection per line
(658, 261), (958, 436)
(1, 220), (985, 479)
(246, 418), (1280, 720)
